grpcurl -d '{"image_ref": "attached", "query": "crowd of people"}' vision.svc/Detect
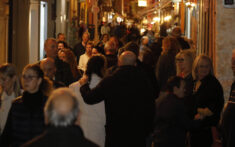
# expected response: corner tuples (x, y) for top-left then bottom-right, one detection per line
(0, 23), (233, 147)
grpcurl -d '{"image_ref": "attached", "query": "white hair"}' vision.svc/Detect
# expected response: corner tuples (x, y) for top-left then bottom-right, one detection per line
(44, 88), (79, 127)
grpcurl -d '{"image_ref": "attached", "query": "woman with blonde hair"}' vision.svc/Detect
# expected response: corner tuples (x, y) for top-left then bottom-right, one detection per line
(176, 50), (195, 78)
(190, 55), (224, 147)
(0, 63), (21, 134)
(0, 64), (53, 146)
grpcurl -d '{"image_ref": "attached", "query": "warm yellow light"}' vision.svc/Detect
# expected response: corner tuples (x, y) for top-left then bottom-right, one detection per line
(102, 17), (106, 22)
(117, 17), (123, 23)
(138, 0), (147, 7)
(140, 28), (146, 34)
(142, 19), (148, 24)
(153, 17), (160, 22)
(185, 2), (191, 6)
(164, 16), (172, 21)
(191, 3), (196, 7)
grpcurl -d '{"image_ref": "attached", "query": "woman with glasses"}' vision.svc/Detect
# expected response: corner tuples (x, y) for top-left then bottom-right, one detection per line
(0, 63), (21, 134)
(175, 50), (195, 109)
(0, 64), (53, 147)
(190, 55), (224, 147)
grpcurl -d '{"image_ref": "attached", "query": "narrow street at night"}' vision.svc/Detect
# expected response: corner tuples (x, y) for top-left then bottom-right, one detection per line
(0, 0), (235, 147)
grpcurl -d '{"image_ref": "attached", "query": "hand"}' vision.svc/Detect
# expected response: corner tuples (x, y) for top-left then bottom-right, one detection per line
(194, 113), (204, 120)
(197, 107), (213, 117)
(79, 75), (88, 86)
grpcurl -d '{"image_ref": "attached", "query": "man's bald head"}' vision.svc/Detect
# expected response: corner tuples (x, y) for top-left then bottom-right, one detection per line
(40, 58), (56, 79)
(44, 88), (79, 127)
(118, 51), (137, 66)
(44, 38), (58, 59)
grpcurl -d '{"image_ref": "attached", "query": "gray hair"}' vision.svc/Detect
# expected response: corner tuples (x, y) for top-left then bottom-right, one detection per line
(44, 88), (79, 127)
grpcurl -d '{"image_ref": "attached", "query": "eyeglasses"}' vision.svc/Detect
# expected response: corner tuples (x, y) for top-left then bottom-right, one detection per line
(22, 75), (38, 81)
(176, 58), (184, 62)
(198, 65), (210, 69)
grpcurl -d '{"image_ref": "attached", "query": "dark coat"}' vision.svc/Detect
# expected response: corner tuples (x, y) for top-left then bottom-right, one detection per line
(228, 81), (235, 102)
(73, 42), (86, 63)
(104, 54), (118, 69)
(183, 74), (195, 118)
(156, 52), (177, 90)
(80, 65), (155, 147)
(190, 74), (224, 147)
(149, 37), (164, 65)
(54, 57), (75, 86)
(176, 37), (190, 50)
(221, 101), (235, 147)
(221, 81), (235, 147)
(22, 126), (99, 147)
(0, 91), (47, 147)
(153, 93), (200, 147)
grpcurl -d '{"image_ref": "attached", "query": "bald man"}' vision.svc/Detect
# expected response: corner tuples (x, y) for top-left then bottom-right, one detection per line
(22, 88), (98, 147)
(40, 58), (65, 88)
(118, 51), (136, 66)
(80, 51), (155, 147)
(40, 58), (56, 80)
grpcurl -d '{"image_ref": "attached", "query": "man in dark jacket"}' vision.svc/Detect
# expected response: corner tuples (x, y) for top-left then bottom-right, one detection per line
(80, 51), (155, 147)
(22, 88), (98, 147)
(171, 26), (190, 50)
(73, 32), (90, 63)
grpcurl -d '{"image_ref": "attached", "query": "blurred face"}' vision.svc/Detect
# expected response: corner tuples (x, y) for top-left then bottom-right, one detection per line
(58, 34), (65, 42)
(40, 62), (56, 79)
(0, 74), (16, 93)
(45, 40), (58, 59)
(58, 43), (64, 50)
(82, 33), (89, 44)
(92, 48), (99, 56)
(58, 51), (67, 62)
(21, 69), (42, 93)
(176, 54), (191, 75)
(103, 35), (109, 42)
(143, 38), (149, 45)
(197, 59), (211, 80)
(174, 80), (185, 98)
(86, 44), (92, 56)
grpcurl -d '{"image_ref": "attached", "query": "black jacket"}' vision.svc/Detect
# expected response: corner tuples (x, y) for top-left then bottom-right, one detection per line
(54, 57), (75, 86)
(80, 65), (155, 147)
(156, 52), (176, 90)
(0, 91), (47, 147)
(153, 93), (200, 147)
(22, 126), (99, 147)
(190, 75), (224, 147)
(73, 42), (85, 63)
(221, 101), (235, 147)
